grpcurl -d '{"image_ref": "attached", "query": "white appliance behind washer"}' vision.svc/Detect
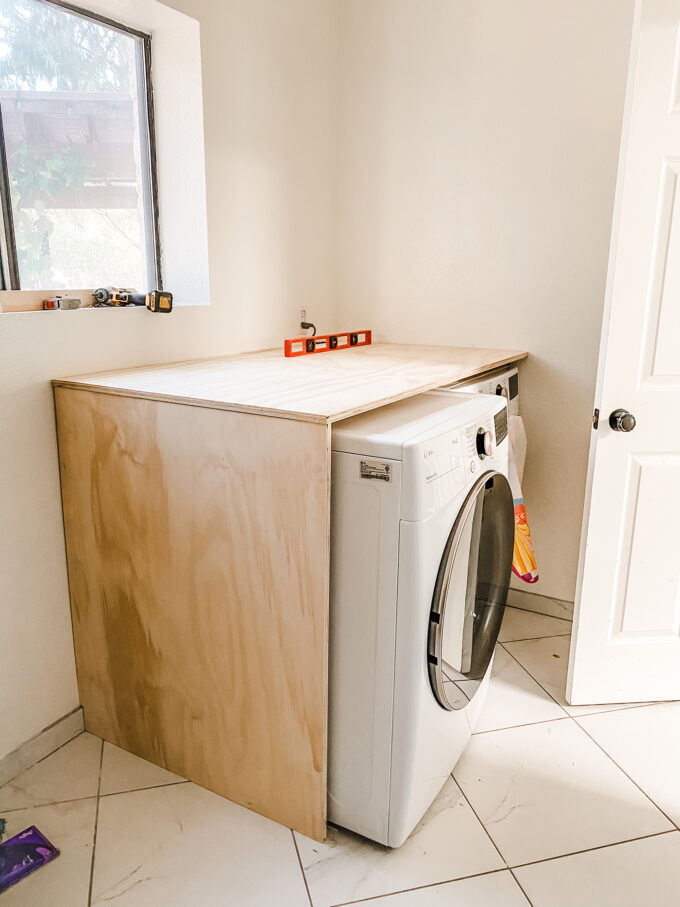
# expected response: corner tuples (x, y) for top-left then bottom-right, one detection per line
(329, 392), (514, 847)
(433, 364), (520, 414)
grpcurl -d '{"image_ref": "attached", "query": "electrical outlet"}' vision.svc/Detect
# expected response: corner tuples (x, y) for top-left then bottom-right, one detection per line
(296, 308), (308, 335)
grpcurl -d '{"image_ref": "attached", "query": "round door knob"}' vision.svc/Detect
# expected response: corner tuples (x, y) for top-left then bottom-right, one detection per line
(609, 409), (636, 432)
(476, 428), (493, 458)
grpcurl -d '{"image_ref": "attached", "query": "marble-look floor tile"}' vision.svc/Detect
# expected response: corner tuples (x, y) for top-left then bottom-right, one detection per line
(99, 742), (185, 796)
(453, 719), (672, 866)
(503, 636), (651, 716)
(506, 590), (573, 621)
(91, 782), (307, 906)
(497, 607), (571, 643)
(577, 702), (680, 825)
(349, 870), (529, 906)
(515, 831), (680, 907)
(295, 778), (503, 907)
(0, 797), (97, 906)
(0, 733), (101, 811)
(464, 645), (566, 733)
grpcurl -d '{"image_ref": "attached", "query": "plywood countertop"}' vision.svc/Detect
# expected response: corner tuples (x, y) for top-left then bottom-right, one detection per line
(53, 343), (527, 423)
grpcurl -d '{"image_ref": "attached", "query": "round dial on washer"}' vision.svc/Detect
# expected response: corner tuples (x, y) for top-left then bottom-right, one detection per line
(476, 428), (493, 458)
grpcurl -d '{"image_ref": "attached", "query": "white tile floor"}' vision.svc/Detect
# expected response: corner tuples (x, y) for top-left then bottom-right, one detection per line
(2, 605), (679, 906)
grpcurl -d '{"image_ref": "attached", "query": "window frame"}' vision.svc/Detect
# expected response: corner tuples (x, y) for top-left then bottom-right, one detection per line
(0, 0), (162, 293)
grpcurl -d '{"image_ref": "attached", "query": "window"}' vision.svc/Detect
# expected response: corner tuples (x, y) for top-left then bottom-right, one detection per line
(0, 0), (160, 292)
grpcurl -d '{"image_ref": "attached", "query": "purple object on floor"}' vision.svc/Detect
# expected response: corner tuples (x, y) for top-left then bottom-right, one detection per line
(0, 825), (59, 892)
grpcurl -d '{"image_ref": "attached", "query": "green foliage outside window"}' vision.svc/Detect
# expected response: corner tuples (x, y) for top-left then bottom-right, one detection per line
(0, 0), (152, 290)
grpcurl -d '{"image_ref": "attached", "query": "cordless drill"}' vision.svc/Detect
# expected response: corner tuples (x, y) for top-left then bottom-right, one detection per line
(93, 287), (173, 313)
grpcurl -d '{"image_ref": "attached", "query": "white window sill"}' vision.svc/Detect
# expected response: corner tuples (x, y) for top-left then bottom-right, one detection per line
(0, 290), (211, 314)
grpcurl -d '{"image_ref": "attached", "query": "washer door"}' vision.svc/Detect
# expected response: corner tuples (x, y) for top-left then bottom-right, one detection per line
(427, 471), (514, 710)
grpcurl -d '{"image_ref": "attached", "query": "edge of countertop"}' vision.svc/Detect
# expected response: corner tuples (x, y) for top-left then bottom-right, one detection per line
(51, 344), (528, 424)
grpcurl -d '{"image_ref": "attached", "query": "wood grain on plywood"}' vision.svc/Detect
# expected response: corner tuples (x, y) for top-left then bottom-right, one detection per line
(53, 343), (527, 423)
(55, 387), (329, 839)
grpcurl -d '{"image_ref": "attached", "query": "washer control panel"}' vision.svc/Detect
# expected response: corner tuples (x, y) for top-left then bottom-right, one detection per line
(417, 407), (505, 487)
(461, 418), (495, 469)
(421, 429), (466, 485)
(400, 394), (510, 521)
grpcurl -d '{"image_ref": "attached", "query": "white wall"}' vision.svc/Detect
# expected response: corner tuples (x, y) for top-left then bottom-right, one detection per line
(336, 0), (635, 602)
(0, 0), (338, 760)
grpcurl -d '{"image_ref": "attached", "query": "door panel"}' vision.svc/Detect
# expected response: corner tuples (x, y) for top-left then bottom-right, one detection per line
(569, 0), (680, 703)
(641, 160), (680, 380)
(616, 454), (680, 636)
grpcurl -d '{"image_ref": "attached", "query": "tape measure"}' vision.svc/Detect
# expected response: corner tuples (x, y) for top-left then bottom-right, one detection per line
(284, 330), (371, 358)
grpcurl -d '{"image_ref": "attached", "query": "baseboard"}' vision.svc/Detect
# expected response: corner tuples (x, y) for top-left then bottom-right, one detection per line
(507, 588), (574, 620)
(0, 707), (84, 787)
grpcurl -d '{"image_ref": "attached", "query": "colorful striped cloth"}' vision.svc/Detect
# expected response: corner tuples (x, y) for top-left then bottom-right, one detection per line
(508, 416), (538, 584)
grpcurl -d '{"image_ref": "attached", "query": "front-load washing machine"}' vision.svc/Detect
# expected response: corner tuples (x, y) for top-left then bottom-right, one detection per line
(329, 392), (514, 847)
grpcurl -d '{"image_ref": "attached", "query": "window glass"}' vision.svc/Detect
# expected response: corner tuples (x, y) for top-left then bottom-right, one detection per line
(0, 0), (157, 290)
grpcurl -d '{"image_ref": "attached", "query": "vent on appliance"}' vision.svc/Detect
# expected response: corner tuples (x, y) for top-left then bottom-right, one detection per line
(509, 372), (519, 400)
(494, 407), (508, 444)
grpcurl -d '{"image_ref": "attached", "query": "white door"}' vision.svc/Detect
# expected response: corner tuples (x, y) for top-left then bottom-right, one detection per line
(568, 0), (680, 704)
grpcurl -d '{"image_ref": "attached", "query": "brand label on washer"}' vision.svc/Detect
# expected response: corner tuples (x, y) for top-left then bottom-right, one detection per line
(360, 459), (392, 482)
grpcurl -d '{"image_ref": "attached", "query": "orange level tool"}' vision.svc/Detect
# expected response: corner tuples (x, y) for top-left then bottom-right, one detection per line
(284, 330), (372, 358)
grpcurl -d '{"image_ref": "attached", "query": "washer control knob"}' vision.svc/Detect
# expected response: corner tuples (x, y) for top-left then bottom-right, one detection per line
(476, 428), (493, 459)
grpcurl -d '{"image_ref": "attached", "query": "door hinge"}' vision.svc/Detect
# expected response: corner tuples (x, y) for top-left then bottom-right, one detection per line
(592, 408), (600, 430)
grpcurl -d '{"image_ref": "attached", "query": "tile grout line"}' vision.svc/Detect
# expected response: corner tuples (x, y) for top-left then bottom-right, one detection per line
(507, 867), (534, 906)
(0, 779), (191, 814)
(564, 701), (661, 719)
(498, 632), (571, 644)
(470, 698), (661, 737)
(499, 640), (571, 711)
(510, 828), (678, 871)
(0, 793), (97, 814)
(504, 603), (573, 621)
(87, 738), (105, 907)
(448, 775), (535, 907)
(1, 728), (86, 805)
(574, 718), (680, 832)
(33, 727), (86, 768)
(328, 868), (511, 907)
(99, 779), (190, 799)
(498, 642), (573, 715)
(291, 829), (314, 907)
(473, 714), (571, 737)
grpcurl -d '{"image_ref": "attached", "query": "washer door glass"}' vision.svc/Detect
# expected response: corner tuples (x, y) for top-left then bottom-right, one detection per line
(427, 471), (514, 710)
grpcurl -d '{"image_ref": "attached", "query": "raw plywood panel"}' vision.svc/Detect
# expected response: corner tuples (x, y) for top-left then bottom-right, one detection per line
(55, 387), (329, 839)
(53, 343), (527, 422)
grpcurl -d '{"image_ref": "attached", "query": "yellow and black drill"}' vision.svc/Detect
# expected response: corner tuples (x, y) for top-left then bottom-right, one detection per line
(93, 287), (173, 313)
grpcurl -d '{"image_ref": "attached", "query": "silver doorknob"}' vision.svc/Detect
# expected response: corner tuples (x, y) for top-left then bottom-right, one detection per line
(609, 409), (636, 432)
